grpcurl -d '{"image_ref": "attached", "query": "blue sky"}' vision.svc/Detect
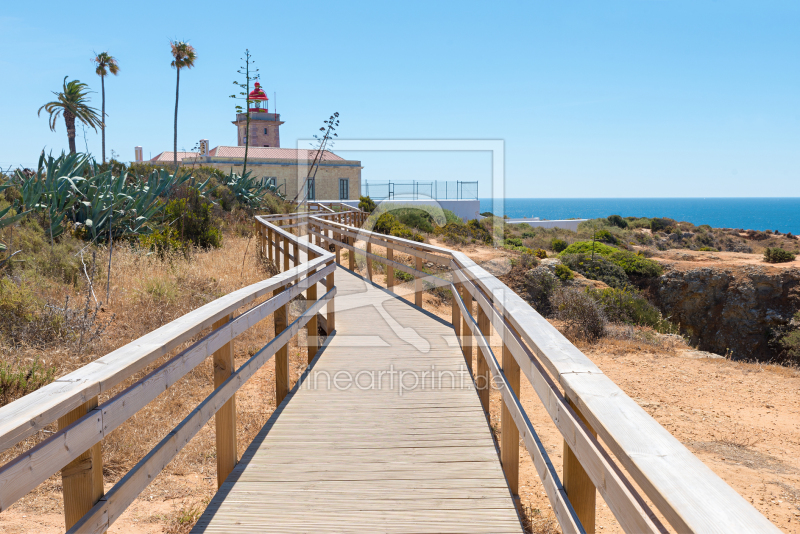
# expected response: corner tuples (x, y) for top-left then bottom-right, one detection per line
(1, 1), (797, 198)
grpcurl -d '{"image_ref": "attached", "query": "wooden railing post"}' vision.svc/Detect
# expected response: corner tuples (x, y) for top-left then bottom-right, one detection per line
(348, 236), (355, 271)
(274, 284), (289, 405)
(292, 240), (298, 269)
(461, 287), (473, 376)
(274, 229), (281, 270)
(366, 241), (373, 281)
(326, 266), (336, 332)
(267, 227), (273, 264)
(452, 282), (461, 337)
(307, 250), (319, 364)
(414, 253), (423, 308)
(476, 305), (491, 414)
(501, 325), (520, 504)
(59, 397), (104, 531)
(386, 246), (395, 292)
(282, 236), (290, 272)
(212, 313), (237, 487)
(334, 229), (341, 265)
(564, 399), (597, 533)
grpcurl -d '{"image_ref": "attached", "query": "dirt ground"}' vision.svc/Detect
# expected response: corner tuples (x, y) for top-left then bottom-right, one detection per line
(2, 240), (799, 533)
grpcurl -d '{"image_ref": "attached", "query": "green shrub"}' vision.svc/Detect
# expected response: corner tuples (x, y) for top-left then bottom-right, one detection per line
(588, 287), (677, 333)
(480, 211), (494, 217)
(555, 264), (574, 281)
(162, 189), (222, 250)
(534, 248), (548, 259)
(550, 287), (606, 341)
(560, 241), (618, 258)
(650, 217), (676, 233)
(139, 227), (185, 257)
(607, 214), (628, 229)
(778, 312), (800, 363)
(628, 218), (652, 229)
(550, 238), (568, 253)
(434, 219), (492, 245)
(525, 267), (560, 314)
(373, 212), (397, 234)
(505, 237), (523, 247)
(697, 246), (718, 252)
(1, 357), (56, 406)
(764, 247), (796, 263)
(358, 196), (376, 213)
(608, 250), (663, 277)
(394, 269), (414, 283)
(561, 253), (629, 289)
(593, 229), (618, 244)
(373, 212), (424, 242)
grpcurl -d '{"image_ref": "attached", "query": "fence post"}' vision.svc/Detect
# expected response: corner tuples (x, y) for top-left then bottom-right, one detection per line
(415, 254), (423, 308)
(335, 229), (341, 265)
(59, 398), (103, 531)
(283, 236), (290, 272)
(386, 246), (395, 292)
(366, 242), (373, 281)
(501, 323), (520, 506)
(307, 250), (318, 364)
(564, 399), (597, 533)
(452, 282), (461, 337)
(212, 314), (237, 488)
(274, 284), (289, 405)
(274, 230), (281, 270)
(476, 305), (491, 414)
(461, 287), (473, 376)
(348, 237), (355, 271)
(326, 266), (336, 332)
(292, 240), (298, 269)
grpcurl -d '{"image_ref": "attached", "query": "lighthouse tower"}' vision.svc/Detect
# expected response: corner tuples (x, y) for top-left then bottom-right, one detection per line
(233, 82), (284, 148)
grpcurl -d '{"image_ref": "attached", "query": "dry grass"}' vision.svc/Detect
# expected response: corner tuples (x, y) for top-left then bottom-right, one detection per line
(0, 228), (315, 531)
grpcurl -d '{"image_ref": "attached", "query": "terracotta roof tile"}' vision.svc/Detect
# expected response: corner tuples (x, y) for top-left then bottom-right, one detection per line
(208, 146), (344, 161)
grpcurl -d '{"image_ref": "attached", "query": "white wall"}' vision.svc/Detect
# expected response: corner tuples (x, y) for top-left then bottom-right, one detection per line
(323, 199), (481, 222)
(504, 219), (587, 232)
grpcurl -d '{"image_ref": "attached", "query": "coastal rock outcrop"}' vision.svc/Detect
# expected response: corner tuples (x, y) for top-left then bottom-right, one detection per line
(647, 263), (800, 360)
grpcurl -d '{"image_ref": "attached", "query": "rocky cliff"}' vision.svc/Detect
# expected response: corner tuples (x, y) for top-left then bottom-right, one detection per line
(644, 257), (800, 360)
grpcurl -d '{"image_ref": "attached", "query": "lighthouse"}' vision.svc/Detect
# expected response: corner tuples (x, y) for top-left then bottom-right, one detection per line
(232, 82), (285, 147)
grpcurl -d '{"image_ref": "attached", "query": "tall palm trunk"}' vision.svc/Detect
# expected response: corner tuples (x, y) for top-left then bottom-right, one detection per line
(65, 112), (77, 154)
(101, 75), (106, 163)
(174, 68), (180, 169)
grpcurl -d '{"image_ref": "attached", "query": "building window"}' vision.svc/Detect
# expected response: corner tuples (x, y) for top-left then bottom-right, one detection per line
(339, 178), (349, 200)
(264, 128), (268, 135)
(307, 178), (315, 201)
(264, 177), (277, 188)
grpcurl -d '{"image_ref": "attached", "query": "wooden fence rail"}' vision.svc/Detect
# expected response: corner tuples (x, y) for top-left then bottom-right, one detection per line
(0, 208), (783, 534)
(0, 215), (336, 533)
(298, 211), (780, 534)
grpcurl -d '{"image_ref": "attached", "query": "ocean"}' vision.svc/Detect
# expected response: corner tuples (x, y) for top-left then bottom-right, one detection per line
(479, 198), (800, 234)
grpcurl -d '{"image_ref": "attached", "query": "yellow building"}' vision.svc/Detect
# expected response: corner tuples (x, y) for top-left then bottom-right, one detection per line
(148, 82), (362, 200)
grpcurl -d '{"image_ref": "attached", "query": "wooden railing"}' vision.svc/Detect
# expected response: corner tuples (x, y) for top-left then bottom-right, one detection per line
(302, 213), (781, 534)
(0, 216), (336, 533)
(0, 208), (782, 534)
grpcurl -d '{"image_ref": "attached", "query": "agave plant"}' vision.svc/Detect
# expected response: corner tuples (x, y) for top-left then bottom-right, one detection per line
(6, 152), (216, 243)
(223, 170), (284, 209)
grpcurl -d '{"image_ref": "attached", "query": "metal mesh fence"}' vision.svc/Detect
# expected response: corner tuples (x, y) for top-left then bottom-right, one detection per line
(361, 181), (478, 200)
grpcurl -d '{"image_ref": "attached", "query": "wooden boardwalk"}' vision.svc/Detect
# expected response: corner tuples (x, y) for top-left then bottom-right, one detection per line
(192, 267), (522, 533)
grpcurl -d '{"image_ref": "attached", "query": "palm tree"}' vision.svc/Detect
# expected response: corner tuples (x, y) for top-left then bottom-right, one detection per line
(92, 51), (120, 164)
(170, 40), (197, 168)
(38, 77), (103, 154)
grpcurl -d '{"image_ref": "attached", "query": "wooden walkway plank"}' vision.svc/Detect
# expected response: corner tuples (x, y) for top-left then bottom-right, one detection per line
(192, 266), (522, 533)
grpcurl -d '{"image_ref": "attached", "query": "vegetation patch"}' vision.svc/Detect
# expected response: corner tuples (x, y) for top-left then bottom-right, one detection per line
(764, 247), (796, 263)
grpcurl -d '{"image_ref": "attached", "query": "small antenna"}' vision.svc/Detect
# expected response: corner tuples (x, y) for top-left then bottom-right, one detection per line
(274, 92), (277, 116)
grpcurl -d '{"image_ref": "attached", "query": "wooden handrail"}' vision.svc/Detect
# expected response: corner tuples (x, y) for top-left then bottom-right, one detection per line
(0, 214), (338, 533)
(298, 213), (781, 534)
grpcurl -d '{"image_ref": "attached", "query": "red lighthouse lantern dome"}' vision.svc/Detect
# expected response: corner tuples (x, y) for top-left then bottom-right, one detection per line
(248, 82), (268, 112)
